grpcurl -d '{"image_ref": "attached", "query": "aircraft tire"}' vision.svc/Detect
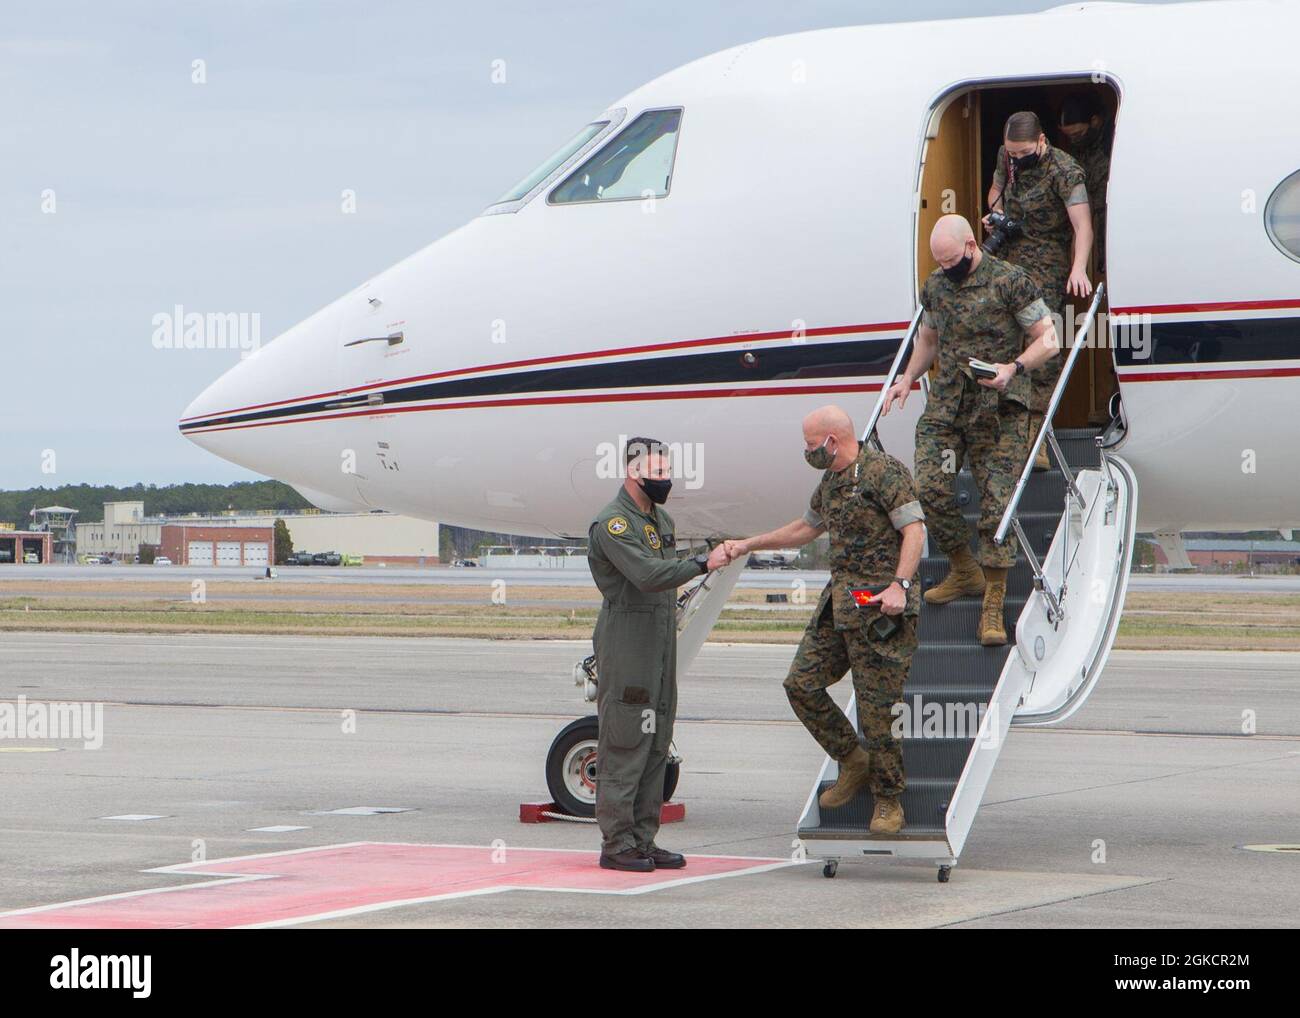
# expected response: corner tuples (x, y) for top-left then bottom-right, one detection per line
(545, 716), (680, 818)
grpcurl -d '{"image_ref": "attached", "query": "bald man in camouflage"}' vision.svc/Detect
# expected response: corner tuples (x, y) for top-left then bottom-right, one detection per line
(882, 215), (1060, 646)
(726, 406), (925, 835)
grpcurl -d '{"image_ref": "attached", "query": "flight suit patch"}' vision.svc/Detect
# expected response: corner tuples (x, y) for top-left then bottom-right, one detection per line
(606, 516), (629, 536)
(643, 524), (661, 550)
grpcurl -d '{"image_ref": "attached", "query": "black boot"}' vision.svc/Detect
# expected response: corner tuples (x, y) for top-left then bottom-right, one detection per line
(599, 847), (655, 872)
(642, 846), (686, 869)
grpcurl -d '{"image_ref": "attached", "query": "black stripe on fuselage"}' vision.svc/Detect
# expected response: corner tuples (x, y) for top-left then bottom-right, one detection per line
(1113, 315), (1300, 367)
(179, 336), (901, 432)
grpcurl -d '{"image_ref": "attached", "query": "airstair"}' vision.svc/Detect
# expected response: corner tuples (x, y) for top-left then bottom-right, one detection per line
(795, 284), (1140, 880)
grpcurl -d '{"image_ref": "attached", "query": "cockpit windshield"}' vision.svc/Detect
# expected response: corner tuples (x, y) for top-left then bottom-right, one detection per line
(549, 108), (682, 204)
(491, 121), (609, 206)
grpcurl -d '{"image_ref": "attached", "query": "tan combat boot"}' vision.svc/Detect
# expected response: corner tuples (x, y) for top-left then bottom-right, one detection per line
(924, 544), (986, 605)
(980, 566), (1009, 645)
(869, 795), (905, 834)
(818, 746), (871, 809)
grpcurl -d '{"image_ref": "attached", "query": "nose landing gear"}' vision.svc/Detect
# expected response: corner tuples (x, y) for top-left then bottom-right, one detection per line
(544, 715), (680, 818)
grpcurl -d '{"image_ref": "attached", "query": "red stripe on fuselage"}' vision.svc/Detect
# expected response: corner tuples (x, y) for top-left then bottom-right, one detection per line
(1110, 297), (1300, 315)
(181, 381), (915, 435)
(178, 321), (908, 423)
(1118, 365), (1300, 382)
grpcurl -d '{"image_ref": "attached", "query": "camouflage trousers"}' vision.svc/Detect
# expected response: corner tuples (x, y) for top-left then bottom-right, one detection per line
(915, 387), (1032, 569)
(783, 597), (917, 797)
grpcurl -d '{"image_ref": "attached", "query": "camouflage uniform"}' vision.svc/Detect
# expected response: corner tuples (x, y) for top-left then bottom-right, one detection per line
(991, 142), (1088, 413)
(587, 488), (704, 856)
(783, 443), (923, 794)
(1064, 126), (1111, 272)
(916, 254), (1049, 567)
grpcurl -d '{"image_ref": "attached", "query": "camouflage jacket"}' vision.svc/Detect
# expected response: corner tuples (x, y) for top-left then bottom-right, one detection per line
(802, 442), (924, 629)
(588, 487), (702, 610)
(1064, 128), (1111, 214)
(991, 142), (1088, 296)
(919, 254), (1049, 425)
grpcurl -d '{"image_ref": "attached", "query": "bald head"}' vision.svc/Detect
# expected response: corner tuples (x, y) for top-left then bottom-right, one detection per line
(803, 405), (854, 443)
(931, 214), (975, 261)
(802, 405), (858, 471)
(930, 214), (977, 273)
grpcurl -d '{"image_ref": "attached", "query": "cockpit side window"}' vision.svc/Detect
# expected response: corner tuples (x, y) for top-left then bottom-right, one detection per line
(484, 112), (625, 214)
(1265, 169), (1300, 262)
(548, 108), (683, 205)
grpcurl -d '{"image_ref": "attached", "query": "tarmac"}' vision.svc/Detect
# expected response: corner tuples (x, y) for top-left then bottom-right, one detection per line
(0, 633), (1296, 927)
(8, 562), (1300, 593)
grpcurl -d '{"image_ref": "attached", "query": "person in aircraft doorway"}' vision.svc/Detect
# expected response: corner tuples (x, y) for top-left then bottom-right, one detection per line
(1057, 92), (1112, 275)
(984, 110), (1093, 471)
(881, 215), (1060, 647)
(587, 437), (730, 872)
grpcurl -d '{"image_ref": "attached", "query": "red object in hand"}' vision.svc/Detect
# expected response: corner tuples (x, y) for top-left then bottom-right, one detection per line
(848, 587), (878, 607)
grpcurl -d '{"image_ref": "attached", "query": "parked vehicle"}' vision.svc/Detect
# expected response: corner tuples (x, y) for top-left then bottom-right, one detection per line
(154, 556), (173, 566)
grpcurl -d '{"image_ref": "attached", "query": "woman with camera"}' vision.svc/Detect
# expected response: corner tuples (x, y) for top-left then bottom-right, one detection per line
(982, 110), (1092, 470)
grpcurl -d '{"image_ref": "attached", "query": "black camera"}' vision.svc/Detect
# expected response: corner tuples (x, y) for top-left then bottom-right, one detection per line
(981, 211), (1023, 255)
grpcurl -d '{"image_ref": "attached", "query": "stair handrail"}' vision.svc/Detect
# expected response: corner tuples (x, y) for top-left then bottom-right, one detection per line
(861, 306), (925, 450)
(994, 282), (1105, 546)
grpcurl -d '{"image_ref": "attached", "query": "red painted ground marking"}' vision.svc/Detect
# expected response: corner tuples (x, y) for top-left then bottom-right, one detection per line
(0, 842), (793, 929)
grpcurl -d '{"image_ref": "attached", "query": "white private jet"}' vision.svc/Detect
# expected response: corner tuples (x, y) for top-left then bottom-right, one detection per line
(181, 0), (1300, 879)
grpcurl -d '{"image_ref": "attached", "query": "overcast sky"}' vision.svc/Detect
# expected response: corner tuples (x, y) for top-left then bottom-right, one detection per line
(0, 0), (1188, 489)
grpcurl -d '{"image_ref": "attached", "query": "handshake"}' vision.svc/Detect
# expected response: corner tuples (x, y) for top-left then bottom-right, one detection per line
(702, 539), (753, 572)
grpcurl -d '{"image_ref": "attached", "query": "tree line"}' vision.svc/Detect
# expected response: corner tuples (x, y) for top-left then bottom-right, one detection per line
(0, 481), (311, 527)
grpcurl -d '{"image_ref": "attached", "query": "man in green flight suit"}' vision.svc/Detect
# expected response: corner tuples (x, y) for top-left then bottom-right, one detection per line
(984, 110), (1093, 470)
(587, 437), (730, 872)
(725, 406), (925, 835)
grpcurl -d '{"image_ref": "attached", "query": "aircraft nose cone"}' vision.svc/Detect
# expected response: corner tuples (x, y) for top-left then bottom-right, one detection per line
(179, 383), (219, 437)
(178, 300), (340, 460)
(179, 355), (251, 448)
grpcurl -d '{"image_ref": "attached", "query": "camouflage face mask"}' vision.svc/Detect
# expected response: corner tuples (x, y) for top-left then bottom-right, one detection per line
(805, 437), (835, 470)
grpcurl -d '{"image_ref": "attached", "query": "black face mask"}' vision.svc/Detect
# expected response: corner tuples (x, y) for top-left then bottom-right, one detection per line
(943, 253), (973, 283)
(1075, 125), (1100, 148)
(638, 477), (672, 505)
(1011, 149), (1041, 174)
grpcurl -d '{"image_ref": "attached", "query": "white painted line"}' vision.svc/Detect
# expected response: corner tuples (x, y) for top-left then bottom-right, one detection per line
(98, 814), (168, 821)
(247, 825), (310, 833)
(308, 807), (412, 816)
